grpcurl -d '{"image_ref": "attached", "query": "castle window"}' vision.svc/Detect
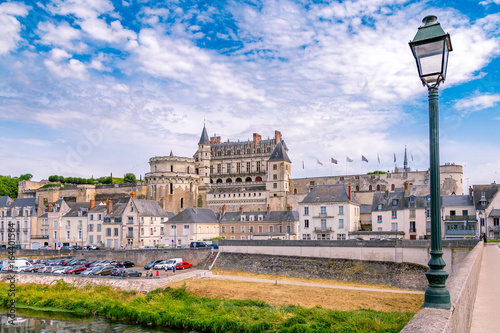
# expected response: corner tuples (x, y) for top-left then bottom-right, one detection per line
(217, 151), (222, 156)
(226, 150), (231, 156)
(216, 179), (222, 183)
(256, 161), (261, 172)
(169, 183), (173, 194)
(246, 162), (251, 172)
(236, 162), (241, 173)
(294, 188), (297, 194)
(273, 174), (277, 180)
(180, 198), (184, 209)
(245, 177), (252, 182)
(257, 148), (261, 153)
(267, 147), (271, 153)
(247, 149), (251, 154)
(170, 165), (173, 172)
(376, 185), (380, 191)
(356, 185), (359, 191)
(255, 176), (262, 182)
(391, 184), (395, 191)
(369, 185), (373, 191)
(226, 178), (232, 183)
(236, 178), (242, 182)
(236, 150), (240, 155)
(273, 164), (277, 170)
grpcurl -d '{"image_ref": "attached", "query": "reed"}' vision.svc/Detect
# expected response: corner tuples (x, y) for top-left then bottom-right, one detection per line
(0, 281), (413, 332)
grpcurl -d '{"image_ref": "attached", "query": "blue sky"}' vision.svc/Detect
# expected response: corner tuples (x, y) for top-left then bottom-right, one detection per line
(0, 0), (499, 191)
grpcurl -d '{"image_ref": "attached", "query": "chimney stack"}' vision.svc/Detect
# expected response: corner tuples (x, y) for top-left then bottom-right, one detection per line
(253, 133), (261, 145)
(348, 185), (352, 201)
(404, 181), (409, 196)
(385, 189), (390, 199)
(275, 130), (282, 144)
(469, 186), (473, 201)
(286, 204), (291, 213)
(239, 206), (243, 215)
(222, 204), (226, 214)
(106, 199), (113, 214)
(48, 203), (53, 212)
(267, 204), (271, 215)
(90, 199), (95, 209)
(160, 197), (166, 210)
(131, 192), (136, 199)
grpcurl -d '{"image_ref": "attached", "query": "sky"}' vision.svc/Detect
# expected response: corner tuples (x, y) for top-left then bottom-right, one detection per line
(0, 0), (499, 192)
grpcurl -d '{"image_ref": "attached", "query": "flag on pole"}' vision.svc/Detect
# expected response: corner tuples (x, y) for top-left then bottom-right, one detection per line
(411, 153), (414, 161)
(394, 153), (396, 163)
(302, 160), (304, 169)
(361, 155), (368, 163)
(377, 154), (380, 164)
(317, 158), (323, 166)
(466, 220), (469, 227)
(346, 156), (353, 162)
(331, 158), (338, 164)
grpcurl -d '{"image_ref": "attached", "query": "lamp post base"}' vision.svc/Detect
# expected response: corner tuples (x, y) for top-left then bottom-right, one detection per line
(423, 250), (451, 309)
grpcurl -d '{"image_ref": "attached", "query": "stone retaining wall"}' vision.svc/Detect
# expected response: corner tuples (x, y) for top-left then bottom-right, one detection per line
(213, 252), (429, 290)
(400, 241), (484, 333)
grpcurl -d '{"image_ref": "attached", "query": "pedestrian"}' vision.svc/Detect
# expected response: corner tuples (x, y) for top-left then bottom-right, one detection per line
(156, 270), (159, 277)
(172, 265), (176, 274)
(164, 265), (168, 275)
(482, 233), (487, 244)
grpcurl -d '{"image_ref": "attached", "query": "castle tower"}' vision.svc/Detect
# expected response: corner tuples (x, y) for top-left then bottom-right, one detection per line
(195, 124), (211, 186)
(404, 146), (409, 172)
(266, 138), (292, 211)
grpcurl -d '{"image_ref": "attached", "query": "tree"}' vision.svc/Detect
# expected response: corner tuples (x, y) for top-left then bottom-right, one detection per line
(19, 174), (33, 181)
(123, 173), (137, 183)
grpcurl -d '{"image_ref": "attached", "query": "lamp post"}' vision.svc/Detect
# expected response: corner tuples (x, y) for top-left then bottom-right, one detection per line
(409, 15), (452, 309)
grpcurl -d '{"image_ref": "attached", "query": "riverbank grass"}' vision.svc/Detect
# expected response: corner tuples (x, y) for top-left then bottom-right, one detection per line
(1, 281), (414, 332)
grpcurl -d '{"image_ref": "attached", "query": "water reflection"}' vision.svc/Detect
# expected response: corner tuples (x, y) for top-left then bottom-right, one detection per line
(1, 309), (194, 333)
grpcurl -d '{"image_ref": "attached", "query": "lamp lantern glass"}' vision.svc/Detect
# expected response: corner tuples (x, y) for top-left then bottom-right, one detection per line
(409, 15), (452, 87)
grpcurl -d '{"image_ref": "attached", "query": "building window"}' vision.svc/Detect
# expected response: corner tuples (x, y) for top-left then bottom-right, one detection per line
(241, 226), (245, 233)
(97, 224), (102, 232)
(337, 234), (346, 240)
(377, 204), (383, 211)
(369, 185), (372, 191)
(273, 183), (277, 189)
(106, 228), (111, 236)
(377, 185), (381, 191)
(114, 228), (119, 236)
(391, 223), (398, 231)
(98, 214), (102, 220)
(246, 162), (251, 172)
(339, 219), (344, 229)
(128, 217), (133, 224)
(67, 231), (70, 240)
(450, 210), (456, 216)
(258, 226), (263, 233)
(273, 174), (277, 180)
(249, 226), (254, 233)
(409, 209), (416, 218)
(339, 206), (344, 215)
(391, 211), (397, 219)
(304, 219), (309, 228)
(230, 226), (235, 233)
(304, 207), (309, 215)
(462, 210), (468, 216)
(236, 162), (241, 173)
(392, 199), (398, 206)
(90, 214), (94, 221)
(256, 161), (261, 172)
(221, 226), (226, 233)
(494, 218), (499, 226)
(269, 226), (274, 233)
(481, 218), (485, 226)
(273, 164), (277, 170)
(320, 206), (326, 216)
(302, 234), (311, 240)
(410, 221), (416, 233)
(320, 219), (327, 230)
(89, 224), (94, 232)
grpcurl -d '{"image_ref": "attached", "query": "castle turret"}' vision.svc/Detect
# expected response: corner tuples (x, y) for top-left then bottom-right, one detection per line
(266, 140), (292, 210)
(195, 124), (212, 186)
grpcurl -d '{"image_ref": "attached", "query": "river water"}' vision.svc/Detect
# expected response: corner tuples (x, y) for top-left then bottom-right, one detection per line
(0, 309), (197, 333)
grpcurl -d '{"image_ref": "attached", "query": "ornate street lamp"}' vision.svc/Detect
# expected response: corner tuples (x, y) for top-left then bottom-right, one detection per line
(409, 15), (452, 309)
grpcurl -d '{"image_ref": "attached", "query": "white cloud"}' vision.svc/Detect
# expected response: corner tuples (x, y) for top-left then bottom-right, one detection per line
(44, 48), (88, 80)
(37, 21), (86, 52)
(454, 93), (500, 112)
(0, 2), (29, 55)
(479, 0), (500, 5)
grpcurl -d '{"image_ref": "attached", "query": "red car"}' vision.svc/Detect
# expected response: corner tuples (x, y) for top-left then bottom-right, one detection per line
(63, 265), (88, 275)
(175, 262), (192, 270)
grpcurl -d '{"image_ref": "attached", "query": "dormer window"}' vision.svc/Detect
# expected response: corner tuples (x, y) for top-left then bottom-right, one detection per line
(377, 204), (383, 211)
(392, 199), (398, 206)
(409, 196), (415, 203)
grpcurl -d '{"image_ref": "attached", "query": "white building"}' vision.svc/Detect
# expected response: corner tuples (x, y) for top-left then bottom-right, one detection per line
(299, 185), (360, 240)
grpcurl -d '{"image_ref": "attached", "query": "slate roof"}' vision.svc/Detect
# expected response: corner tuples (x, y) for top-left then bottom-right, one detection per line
(402, 195), (429, 209)
(300, 185), (358, 204)
(132, 199), (170, 217)
(0, 196), (13, 207)
(220, 210), (299, 222)
(442, 195), (473, 207)
(372, 191), (405, 211)
(107, 203), (127, 218)
(360, 205), (372, 214)
(198, 125), (210, 145)
(209, 185), (267, 194)
(64, 202), (90, 218)
(489, 209), (500, 217)
(88, 203), (107, 214)
(169, 208), (218, 224)
(268, 141), (291, 163)
(473, 184), (500, 209)
(4, 197), (38, 216)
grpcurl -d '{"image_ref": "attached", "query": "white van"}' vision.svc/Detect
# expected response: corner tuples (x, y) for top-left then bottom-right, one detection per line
(0, 259), (31, 272)
(165, 258), (183, 270)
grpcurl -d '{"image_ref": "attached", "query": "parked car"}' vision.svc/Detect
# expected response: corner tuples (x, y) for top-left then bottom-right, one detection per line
(144, 260), (163, 270)
(121, 269), (142, 277)
(116, 261), (134, 268)
(25, 264), (45, 273)
(39, 246), (51, 249)
(209, 244), (219, 249)
(52, 267), (67, 275)
(110, 268), (126, 276)
(80, 267), (100, 276)
(44, 266), (63, 274)
(59, 246), (72, 250)
(72, 245), (82, 250)
(64, 265), (87, 275)
(175, 262), (192, 270)
(190, 241), (207, 248)
(176, 245), (187, 248)
(142, 246), (156, 249)
(153, 261), (168, 270)
(165, 258), (183, 270)
(93, 266), (115, 276)
(89, 260), (106, 267)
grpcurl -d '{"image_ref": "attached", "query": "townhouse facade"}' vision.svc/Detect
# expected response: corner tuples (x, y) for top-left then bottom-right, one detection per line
(473, 184), (500, 239)
(219, 206), (299, 240)
(165, 208), (219, 247)
(298, 185), (360, 240)
(61, 203), (90, 247)
(0, 197), (37, 249)
(442, 195), (477, 239)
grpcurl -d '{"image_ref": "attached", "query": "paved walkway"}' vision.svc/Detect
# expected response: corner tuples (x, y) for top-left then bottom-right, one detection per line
(210, 274), (424, 295)
(470, 243), (500, 333)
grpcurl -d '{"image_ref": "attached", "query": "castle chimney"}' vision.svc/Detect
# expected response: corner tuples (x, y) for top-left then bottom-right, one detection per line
(48, 203), (53, 212)
(239, 206), (243, 215)
(253, 133), (261, 145)
(469, 186), (473, 201)
(275, 130), (282, 144)
(160, 197), (166, 210)
(404, 181), (409, 196)
(106, 199), (113, 214)
(131, 192), (136, 199)
(286, 204), (291, 213)
(385, 189), (390, 199)
(267, 204), (271, 215)
(90, 199), (95, 209)
(222, 204), (226, 214)
(348, 185), (352, 201)
(37, 195), (44, 216)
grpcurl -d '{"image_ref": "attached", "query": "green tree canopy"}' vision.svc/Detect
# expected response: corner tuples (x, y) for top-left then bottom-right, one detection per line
(123, 173), (137, 183)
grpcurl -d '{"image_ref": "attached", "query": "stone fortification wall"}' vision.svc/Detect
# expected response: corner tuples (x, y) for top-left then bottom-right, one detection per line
(0, 248), (211, 267)
(213, 252), (428, 290)
(401, 241), (484, 333)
